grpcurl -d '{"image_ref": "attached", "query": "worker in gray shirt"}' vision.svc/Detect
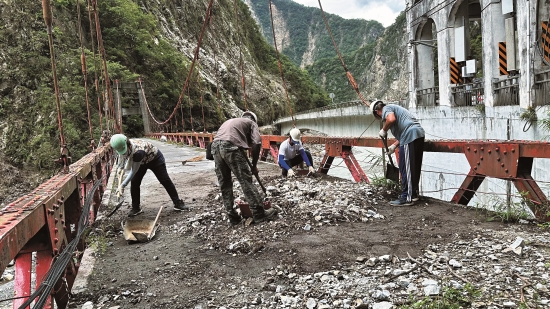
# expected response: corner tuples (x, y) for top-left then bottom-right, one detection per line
(211, 111), (278, 224)
(371, 100), (425, 206)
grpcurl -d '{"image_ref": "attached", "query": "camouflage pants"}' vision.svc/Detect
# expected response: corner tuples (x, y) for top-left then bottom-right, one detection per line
(211, 140), (264, 216)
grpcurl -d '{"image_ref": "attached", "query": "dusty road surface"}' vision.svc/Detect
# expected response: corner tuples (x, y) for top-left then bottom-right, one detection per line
(66, 139), (550, 309)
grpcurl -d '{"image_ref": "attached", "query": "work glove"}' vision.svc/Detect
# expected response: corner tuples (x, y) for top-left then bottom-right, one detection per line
(379, 129), (387, 138)
(116, 185), (124, 198)
(387, 144), (397, 154)
(287, 169), (296, 178)
(308, 166), (315, 174)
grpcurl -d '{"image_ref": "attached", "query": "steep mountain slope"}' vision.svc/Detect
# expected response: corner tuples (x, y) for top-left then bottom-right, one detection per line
(245, 0), (385, 68)
(0, 0), (329, 202)
(246, 0), (409, 104)
(307, 12), (409, 103)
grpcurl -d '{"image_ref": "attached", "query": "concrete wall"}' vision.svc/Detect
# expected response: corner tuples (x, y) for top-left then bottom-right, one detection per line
(275, 104), (550, 210)
(408, 0), (540, 108)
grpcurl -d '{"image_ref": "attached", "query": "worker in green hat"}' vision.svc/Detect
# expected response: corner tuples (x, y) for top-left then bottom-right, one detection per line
(110, 134), (188, 216)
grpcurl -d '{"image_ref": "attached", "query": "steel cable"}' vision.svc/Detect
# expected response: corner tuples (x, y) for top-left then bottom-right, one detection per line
(86, 0), (103, 134)
(317, 0), (370, 107)
(17, 178), (103, 309)
(141, 0), (215, 126)
(268, 0), (296, 126)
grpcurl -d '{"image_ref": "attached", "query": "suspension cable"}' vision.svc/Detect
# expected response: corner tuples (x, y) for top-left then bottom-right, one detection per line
(142, 0), (215, 126)
(188, 85), (194, 132)
(180, 97), (185, 132)
(317, 0), (370, 107)
(232, 0), (248, 110)
(208, 9), (225, 124)
(91, 0), (119, 133)
(76, 0), (94, 146)
(42, 0), (65, 146)
(85, 0), (103, 134)
(197, 68), (206, 132)
(42, 0), (70, 174)
(268, 0), (296, 126)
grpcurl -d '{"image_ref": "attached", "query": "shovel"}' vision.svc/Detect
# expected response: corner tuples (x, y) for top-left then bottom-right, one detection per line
(381, 137), (400, 182)
(237, 149), (272, 218)
(107, 196), (125, 218)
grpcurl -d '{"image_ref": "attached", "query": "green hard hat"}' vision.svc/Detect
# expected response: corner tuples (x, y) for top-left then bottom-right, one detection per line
(110, 134), (128, 155)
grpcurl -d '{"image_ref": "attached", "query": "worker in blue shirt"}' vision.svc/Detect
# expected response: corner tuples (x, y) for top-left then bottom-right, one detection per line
(278, 128), (315, 177)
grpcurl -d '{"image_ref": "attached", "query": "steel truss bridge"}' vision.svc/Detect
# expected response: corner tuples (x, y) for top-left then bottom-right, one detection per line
(1, 133), (550, 308)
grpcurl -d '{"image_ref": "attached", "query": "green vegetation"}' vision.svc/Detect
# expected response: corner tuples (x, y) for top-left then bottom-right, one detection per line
(307, 12), (406, 103)
(478, 191), (534, 223)
(0, 0), (329, 175)
(248, 0), (384, 66)
(399, 283), (481, 309)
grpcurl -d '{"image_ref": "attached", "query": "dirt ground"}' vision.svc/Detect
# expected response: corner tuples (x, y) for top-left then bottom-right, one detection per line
(67, 141), (545, 309)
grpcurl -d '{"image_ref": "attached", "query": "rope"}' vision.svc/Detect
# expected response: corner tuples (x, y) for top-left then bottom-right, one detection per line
(142, 0), (215, 126)
(76, 0), (94, 143)
(317, 0), (370, 107)
(91, 0), (118, 133)
(232, 0), (248, 110)
(42, 0), (66, 147)
(268, 0), (296, 126)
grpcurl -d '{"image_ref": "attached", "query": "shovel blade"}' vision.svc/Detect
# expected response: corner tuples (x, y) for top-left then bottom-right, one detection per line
(385, 163), (400, 182)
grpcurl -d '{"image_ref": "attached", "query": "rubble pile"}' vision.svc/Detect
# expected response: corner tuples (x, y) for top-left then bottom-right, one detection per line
(254, 232), (550, 308)
(167, 177), (386, 254)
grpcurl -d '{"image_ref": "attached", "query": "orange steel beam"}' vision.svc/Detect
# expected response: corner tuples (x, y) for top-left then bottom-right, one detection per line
(148, 133), (550, 221)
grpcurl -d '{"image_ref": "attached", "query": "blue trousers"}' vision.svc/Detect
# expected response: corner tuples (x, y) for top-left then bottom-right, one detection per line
(398, 137), (424, 202)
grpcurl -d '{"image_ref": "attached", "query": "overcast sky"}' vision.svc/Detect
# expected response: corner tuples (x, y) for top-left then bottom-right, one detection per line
(290, 0), (405, 27)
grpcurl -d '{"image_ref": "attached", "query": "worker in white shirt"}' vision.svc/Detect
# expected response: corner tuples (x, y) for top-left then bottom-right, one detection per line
(278, 128), (315, 177)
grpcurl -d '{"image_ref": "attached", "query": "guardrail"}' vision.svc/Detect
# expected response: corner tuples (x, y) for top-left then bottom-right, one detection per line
(534, 68), (550, 107)
(493, 76), (520, 106)
(451, 81), (484, 106)
(149, 132), (550, 222)
(0, 146), (114, 308)
(416, 87), (439, 106)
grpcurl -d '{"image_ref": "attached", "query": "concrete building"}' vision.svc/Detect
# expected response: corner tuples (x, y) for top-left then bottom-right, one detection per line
(407, 0), (549, 108)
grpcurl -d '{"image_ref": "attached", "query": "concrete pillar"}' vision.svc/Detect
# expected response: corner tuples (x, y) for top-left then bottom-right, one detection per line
(481, 1), (507, 107)
(137, 84), (151, 134)
(114, 82), (122, 132)
(407, 9), (417, 108)
(516, 1), (537, 108)
(438, 27), (452, 106)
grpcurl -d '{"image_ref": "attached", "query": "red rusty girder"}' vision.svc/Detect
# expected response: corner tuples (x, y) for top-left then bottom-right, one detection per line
(148, 133), (550, 221)
(0, 144), (114, 309)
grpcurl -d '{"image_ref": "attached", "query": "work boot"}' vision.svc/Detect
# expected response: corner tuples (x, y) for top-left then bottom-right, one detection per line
(253, 208), (278, 223)
(174, 199), (189, 211)
(227, 211), (242, 225)
(128, 207), (143, 217)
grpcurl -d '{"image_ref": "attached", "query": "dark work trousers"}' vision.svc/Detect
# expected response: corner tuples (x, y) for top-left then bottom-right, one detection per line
(211, 140), (265, 217)
(279, 151), (313, 176)
(398, 137), (424, 202)
(130, 152), (179, 210)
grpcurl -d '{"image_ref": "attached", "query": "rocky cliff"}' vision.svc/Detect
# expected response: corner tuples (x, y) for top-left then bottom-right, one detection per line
(246, 0), (409, 103)
(0, 0), (329, 202)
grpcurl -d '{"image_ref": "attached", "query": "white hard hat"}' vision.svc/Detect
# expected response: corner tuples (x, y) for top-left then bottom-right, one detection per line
(370, 100), (384, 119)
(289, 128), (301, 141)
(242, 111), (257, 123)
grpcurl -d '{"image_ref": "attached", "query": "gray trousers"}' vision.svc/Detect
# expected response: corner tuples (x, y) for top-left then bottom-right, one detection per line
(211, 140), (264, 217)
